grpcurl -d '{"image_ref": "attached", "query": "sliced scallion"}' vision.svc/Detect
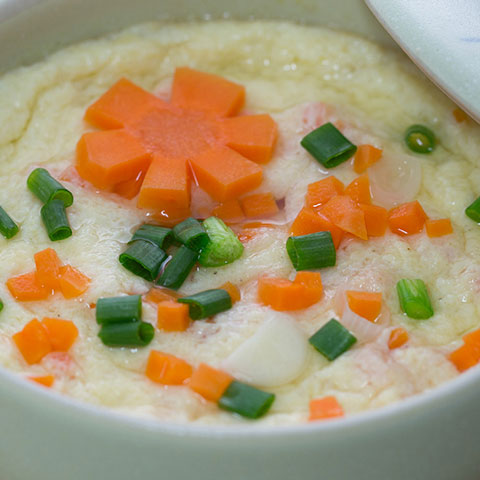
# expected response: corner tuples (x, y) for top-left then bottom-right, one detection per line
(98, 321), (154, 347)
(119, 240), (167, 281)
(156, 245), (198, 290)
(0, 299), (3, 312)
(286, 232), (336, 271)
(0, 206), (19, 239)
(309, 319), (357, 361)
(404, 124), (436, 154)
(178, 289), (232, 320)
(465, 197), (480, 223)
(300, 122), (357, 168)
(40, 199), (72, 241)
(173, 217), (209, 252)
(396, 279), (434, 319)
(198, 217), (244, 267)
(218, 380), (275, 419)
(130, 224), (173, 249)
(96, 295), (142, 325)
(27, 168), (73, 207)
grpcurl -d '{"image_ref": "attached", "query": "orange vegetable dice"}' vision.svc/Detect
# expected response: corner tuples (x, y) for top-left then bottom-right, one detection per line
(453, 108), (468, 123)
(145, 350), (193, 385)
(425, 219), (453, 238)
(353, 144), (382, 174)
(157, 301), (190, 332)
(305, 176), (344, 210)
(463, 328), (480, 346)
(346, 291), (382, 322)
(388, 201), (427, 236)
(309, 396), (344, 421)
(221, 114), (278, 163)
(294, 272), (323, 305)
(212, 200), (245, 225)
(34, 248), (62, 291)
(345, 174), (371, 204)
(449, 344), (480, 372)
(13, 319), (52, 365)
(7, 272), (50, 301)
(241, 192), (279, 219)
(359, 204), (388, 237)
(41, 318), (79, 352)
(29, 375), (55, 388)
(388, 327), (409, 350)
(188, 363), (233, 402)
(59, 265), (90, 299)
(145, 287), (180, 304)
(219, 282), (241, 304)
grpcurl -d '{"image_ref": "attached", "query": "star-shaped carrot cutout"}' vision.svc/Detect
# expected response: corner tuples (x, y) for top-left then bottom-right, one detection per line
(76, 67), (278, 225)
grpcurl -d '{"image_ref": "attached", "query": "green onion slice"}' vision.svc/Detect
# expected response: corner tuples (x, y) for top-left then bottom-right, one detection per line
(156, 245), (198, 290)
(218, 380), (275, 419)
(465, 197), (480, 223)
(300, 122), (357, 168)
(0, 207), (19, 239)
(0, 299), (3, 312)
(198, 217), (244, 267)
(98, 321), (154, 347)
(27, 168), (73, 207)
(396, 279), (434, 319)
(178, 289), (232, 320)
(309, 319), (357, 361)
(96, 295), (142, 325)
(130, 224), (173, 249)
(119, 240), (167, 281)
(173, 217), (209, 252)
(286, 232), (336, 271)
(40, 199), (72, 241)
(404, 124), (436, 154)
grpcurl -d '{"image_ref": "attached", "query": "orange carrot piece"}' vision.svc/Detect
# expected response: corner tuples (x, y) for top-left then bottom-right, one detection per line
(221, 114), (278, 163)
(41, 318), (78, 352)
(463, 328), (480, 346)
(59, 265), (90, 299)
(188, 363), (233, 402)
(241, 192), (279, 219)
(449, 344), (480, 372)
(76, 129), (151, 190)
(145, 350), (193, 385)
(171, 67), (245, 117)
(212, 200), (245, 224)
(138, 155), (191, 221)
(388, 201), (427, 236)
(220, 282), (241, 304)
(190, 146), (263, 202)
(425, 219), (453, 238)
(7, 272), (50, 301)
(353, 145), (382, 174)
(84, 78), (166, 129)
(29, 375), (55, 387)
(388, 327), (409, 350)
(453, 108), (468, 123)
(145, 287), (180, 304)
(359, 204), (388, 237)
(113, 170), (146, 200)
(309, 396), (344, 421)
(289, 208), (344, 248)
(294, 272), (323, 305)
(305, 176), (344, 210)
(13, 319), (52, 365)
(34, 248), (62, 291)
(157, 301), (190, 332)
(320, 195), (368, 240)
(345, 174), (371, 205)
(346, 291), (382, 322)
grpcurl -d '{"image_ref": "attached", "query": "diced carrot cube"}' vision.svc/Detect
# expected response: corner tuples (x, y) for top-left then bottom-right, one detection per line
(41, 318), (79, 352)
(463, 328), (480, 346)
(305, 176), (344, 210)
(359, 204), (388, 237)
(188, 363), (233, 402)
(212, 200), (245, 225)
(59, 265), (90, 299)
(345, 174), (371, 204)
(241, 192), (279, 219)
(220, 282), (241, 304)
(13, 319), (52, 365)
(145, 351), (193, 385)
(353, 145), (382, 174)
(309, 396), (344, 421)
(34, 248), (63, 291)
(453, 108), (468, 123)
(425, 219), (453, 238)
(157, 301), (190, 332)
(449, 344), (480, 372)
(7, 272), (50, 301)
(145, 287), (180, 304)
(388, 327), (409, 350)
(294, 272), (323, 305)
(346, 291), (382, 322)
(388, 201), (427, 236)
(29, 375), (55, 387)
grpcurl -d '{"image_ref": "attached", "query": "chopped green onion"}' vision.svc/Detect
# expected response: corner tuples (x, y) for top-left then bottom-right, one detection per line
(300, 122), (357, 168)
(309, 319), (357, 361)
(130, 224), (173, 249)
(40, 199), (72, 241)
(198, 217), (244, 267)
(286, 232), (336, 271)
(218, 380), (275, 419)
(98, 321), (154, 347)
(404, 124), (436, 154)
(27, 168), (73, 207)
(96, 295), (142, 325)
(178, 289), (232, 320)
(396, 279), (434, 319)
(156, 245), (198, 290)
(0, 207), (19, 239)
(0, 299), (3, 312)
(173, 217), (209, 252)
(119, 240), (167, 281)
(465, 197), (480, 223)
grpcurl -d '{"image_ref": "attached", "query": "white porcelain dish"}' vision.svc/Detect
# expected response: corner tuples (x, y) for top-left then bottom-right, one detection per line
(0, 1), (479, 480)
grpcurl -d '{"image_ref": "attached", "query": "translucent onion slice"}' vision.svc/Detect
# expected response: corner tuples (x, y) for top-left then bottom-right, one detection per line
(341, 304), (384, 344)
(369, 152), (422, 209)
(222, 316), (308, 388)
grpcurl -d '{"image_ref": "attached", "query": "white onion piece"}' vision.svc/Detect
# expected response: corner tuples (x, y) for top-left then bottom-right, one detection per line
(222, 316), (308, 388)
(341, 305), (384, 344)
(369, 152), (422, 209)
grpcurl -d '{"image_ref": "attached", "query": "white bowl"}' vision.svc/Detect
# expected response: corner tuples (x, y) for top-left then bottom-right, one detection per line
(1, 2), (479, 479)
